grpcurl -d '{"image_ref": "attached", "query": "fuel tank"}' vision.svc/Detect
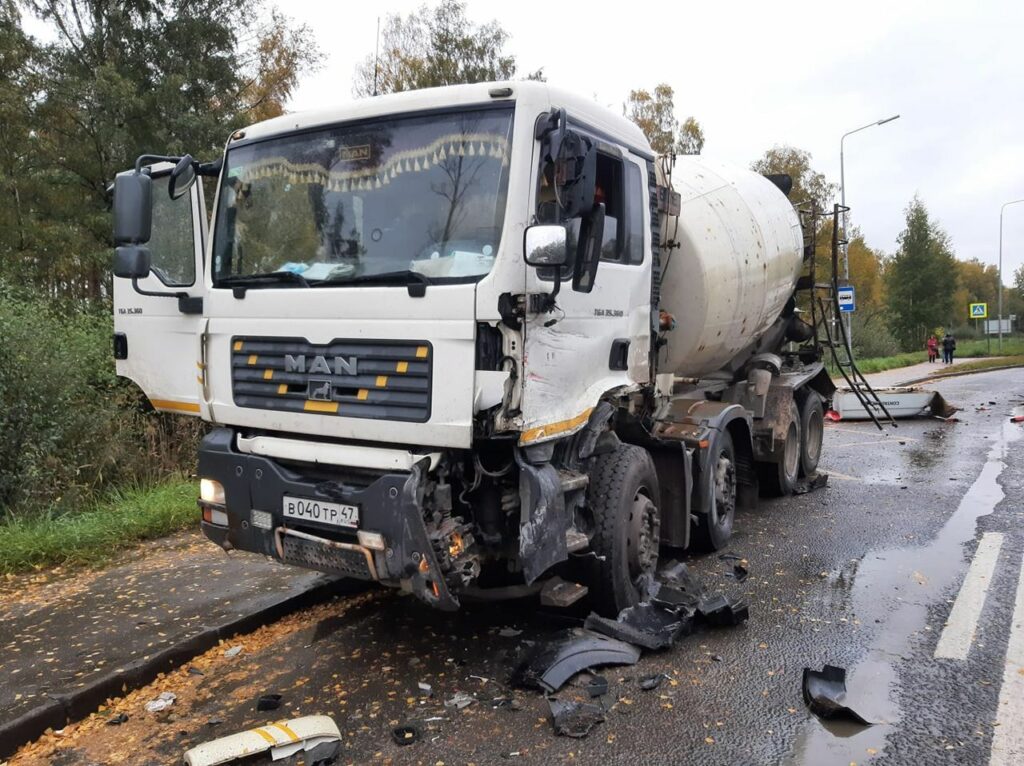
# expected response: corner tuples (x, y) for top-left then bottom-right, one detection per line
(657, 157), (804, 378)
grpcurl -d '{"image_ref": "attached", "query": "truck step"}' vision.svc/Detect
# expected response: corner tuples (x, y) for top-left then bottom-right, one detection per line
(566, 529), (590, 553)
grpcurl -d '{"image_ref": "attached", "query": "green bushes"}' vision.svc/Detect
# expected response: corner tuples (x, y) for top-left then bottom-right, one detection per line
(0, 284), (202, 518)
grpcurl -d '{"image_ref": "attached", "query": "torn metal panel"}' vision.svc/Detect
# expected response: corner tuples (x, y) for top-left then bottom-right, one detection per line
(516, 454), (569, 584)
(182, 715), (342, 766)
(583, 604), (685, 650)
(802, 665), (873, 726)
(832, 387), (958, 420)
(511, 629), (640, 693)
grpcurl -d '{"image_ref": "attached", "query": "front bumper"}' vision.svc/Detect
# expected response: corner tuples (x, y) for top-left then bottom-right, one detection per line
(197, 428), (460, 610)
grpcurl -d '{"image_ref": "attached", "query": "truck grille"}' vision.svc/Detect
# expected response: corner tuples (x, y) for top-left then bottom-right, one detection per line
(231, 337), (431, 422)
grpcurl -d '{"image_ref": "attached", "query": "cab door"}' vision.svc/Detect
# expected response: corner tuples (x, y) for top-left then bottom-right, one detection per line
(520, 143), (653, 442)
(113, 165), (208, 415)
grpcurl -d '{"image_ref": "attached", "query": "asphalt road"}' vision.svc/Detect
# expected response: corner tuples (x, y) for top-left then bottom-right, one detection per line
(9, 368), (1024, 766)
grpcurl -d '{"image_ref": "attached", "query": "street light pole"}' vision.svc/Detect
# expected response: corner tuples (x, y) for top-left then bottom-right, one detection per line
(998, 198), (1024, 352)
(839, 114), (900, 347)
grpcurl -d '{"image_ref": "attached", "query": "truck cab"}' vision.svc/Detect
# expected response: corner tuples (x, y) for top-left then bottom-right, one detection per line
(112, 82), (832, 614)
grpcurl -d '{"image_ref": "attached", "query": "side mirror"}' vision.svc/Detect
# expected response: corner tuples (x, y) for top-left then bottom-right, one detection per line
(168, 154), (197, 200)
(114, 245), (152, 279)
(524, 224), (569, 267)
(554, 131), (596, 219)
(572, 203), (605, 294)
(113, 171), (152, 244)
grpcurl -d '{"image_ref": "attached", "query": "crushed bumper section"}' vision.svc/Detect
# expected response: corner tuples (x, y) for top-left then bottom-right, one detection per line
(197, 428), (460, 611)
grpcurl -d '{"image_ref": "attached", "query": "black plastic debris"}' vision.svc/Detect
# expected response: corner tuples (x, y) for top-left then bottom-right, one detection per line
(725, 564), (749, 582)
(639, 673), (667, 691)
(548, 697), (606, 738)
(308, 739), (342, 766)
(793, 472), (829, 495)
(697, 595), (750, 627)
(391, 723), (421, 746)
(256, 693), (282, 712)
(206, 717), (224, 727)
(718, 553), (742, 562)
(187, 666), (205, 676)
(106, 713), (129, 726)
(511, 629), (640, 693)
(584, 603), (684, 650)
(802, 665), (873, 726)
(585, 675), (609, 698)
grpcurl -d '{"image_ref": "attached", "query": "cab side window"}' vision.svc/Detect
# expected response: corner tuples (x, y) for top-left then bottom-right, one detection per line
(148, 175), (196, 287)
(595, 155), (643, 265)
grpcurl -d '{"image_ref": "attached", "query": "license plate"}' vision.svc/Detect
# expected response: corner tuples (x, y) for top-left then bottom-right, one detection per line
(282, 495), (359, 529)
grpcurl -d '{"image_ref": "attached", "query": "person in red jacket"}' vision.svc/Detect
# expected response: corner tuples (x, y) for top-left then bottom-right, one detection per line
(926, 334), (939, 363)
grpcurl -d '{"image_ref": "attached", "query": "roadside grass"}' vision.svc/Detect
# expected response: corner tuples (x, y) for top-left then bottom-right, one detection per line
(0, 478), (196, 574)
(923, 355), (1024, 378)
(853, 337), (1024, 375)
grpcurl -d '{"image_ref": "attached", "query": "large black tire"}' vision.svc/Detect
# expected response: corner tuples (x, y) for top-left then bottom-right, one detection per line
(692, 431), (737, 551)
(758, 398), (801, 497)
(586, 444), (661, 616)
(799, 393), (824, 477)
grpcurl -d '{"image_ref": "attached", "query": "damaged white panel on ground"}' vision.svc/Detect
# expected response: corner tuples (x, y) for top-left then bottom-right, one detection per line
(182, 715), (341, 766)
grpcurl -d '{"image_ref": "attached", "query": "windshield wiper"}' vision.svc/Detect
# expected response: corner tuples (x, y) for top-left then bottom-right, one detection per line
(216, 270), (311, 290)
(312, 269), (432, 296)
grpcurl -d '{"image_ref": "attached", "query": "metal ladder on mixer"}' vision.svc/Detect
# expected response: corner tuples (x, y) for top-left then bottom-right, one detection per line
(796, 203), (895, 430)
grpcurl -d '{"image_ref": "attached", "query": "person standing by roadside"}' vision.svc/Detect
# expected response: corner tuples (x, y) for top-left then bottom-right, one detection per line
(926, 334), (939, 363)
(942, 332), (956, 364)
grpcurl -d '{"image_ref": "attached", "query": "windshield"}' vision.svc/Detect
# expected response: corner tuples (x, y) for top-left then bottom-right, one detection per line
(212, 106), (514, 286)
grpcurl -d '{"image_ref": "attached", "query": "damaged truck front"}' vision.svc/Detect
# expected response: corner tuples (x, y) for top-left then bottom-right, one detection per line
(111, 82), (833, 615)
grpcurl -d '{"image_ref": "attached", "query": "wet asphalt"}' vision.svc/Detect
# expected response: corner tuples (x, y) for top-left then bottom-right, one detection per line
(8, 368), (1024, 766)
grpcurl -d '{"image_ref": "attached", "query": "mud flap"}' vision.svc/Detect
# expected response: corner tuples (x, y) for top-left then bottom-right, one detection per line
(516, 454), (569, 584)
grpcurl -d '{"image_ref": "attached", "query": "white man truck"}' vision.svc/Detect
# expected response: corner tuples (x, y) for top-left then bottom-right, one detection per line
(111, 82), (833, 615)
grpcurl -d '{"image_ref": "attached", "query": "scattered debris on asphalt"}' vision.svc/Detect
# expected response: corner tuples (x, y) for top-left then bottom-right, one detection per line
(725, 563), (749, 582)
(540, 576), (589, 607)
(718, 553), (742, 562)
(548, 697), (606, 738)
(182, 715), (342, 766)
(698, 595), (750, 627)
(443, 691), (476, 709)
(511, 630), (641, 692)
(144, 691), (176, 713)
(584, 604), (685, 650)
(498, 626), (523, 638)
(585, 675), (609, 698)
(639, 673), (668, 691)
(793, 472), (829, 494)
(105, 712), (129, 726)
(222, 645), (243, 658)
(802, 665), (873, 726)
(187, 666), (205, 676)
(391, 723), (421, 746)
(256, 693), (282, 712)
(417, 681), (433, 696)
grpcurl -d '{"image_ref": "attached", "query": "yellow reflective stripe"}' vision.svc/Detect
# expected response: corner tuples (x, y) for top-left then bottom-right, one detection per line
(396, 361), (409, 374)
(376, 375), (388, 387)
(233, 340), (243, 351)
(520, 407), (594, 444)
(271, 722), (300, 742)
(357, 389), (369, 400)
(263, 369), (273, 380)
(149, 399), (201, 414)
(277, 383), (287, 394)
(416, 346), (428, 358)
(247, 354), (258, 365)
(253, 727), (277, 744)
(304, 400), (339, 413)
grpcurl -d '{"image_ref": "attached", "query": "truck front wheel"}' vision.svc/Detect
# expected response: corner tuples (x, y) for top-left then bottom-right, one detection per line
(586, 444), (661, 616)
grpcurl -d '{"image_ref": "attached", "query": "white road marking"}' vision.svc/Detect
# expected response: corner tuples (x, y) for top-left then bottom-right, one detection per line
(934, 532), (1005, 660)
(989, 551), (1024, 766)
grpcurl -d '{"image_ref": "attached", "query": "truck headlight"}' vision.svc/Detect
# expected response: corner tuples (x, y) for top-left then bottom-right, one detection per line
(200, 478), (226, 505)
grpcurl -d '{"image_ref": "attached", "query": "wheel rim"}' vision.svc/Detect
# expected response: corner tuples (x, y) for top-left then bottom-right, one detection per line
(805, 408), (823, 464)
(712, 453), (736, 529)
(627, 490), (660, 582)
(784, 422), (800, 478)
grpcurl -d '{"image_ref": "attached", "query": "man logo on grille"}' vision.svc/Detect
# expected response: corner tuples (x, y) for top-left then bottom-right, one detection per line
(308, 380), (332, 401)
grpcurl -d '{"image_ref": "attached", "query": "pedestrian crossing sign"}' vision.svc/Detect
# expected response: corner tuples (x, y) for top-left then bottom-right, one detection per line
(969, 302), (988, 319)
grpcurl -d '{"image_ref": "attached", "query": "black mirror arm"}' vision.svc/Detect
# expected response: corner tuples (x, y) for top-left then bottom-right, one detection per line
(197, 158), (222, 177)
(134, 154), (181, 173)
(130, 278), (203, 315)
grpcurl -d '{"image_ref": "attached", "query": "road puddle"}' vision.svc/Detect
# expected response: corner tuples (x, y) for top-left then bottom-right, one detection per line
(788, 421), (1020, 763)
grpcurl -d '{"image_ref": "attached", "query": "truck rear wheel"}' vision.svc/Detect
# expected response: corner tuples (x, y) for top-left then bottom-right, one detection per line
(759, 399), (801, 496)
(693, 431), (737, 551)
(586, 444), (661, 616)
(799, 393), (824, 477)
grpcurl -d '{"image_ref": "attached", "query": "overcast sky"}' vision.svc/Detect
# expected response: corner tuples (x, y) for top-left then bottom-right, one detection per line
(282, 0), (1024, 286)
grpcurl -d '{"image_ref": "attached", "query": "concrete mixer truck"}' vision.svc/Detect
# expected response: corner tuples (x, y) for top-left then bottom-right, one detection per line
(110, 81), (834, 614)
